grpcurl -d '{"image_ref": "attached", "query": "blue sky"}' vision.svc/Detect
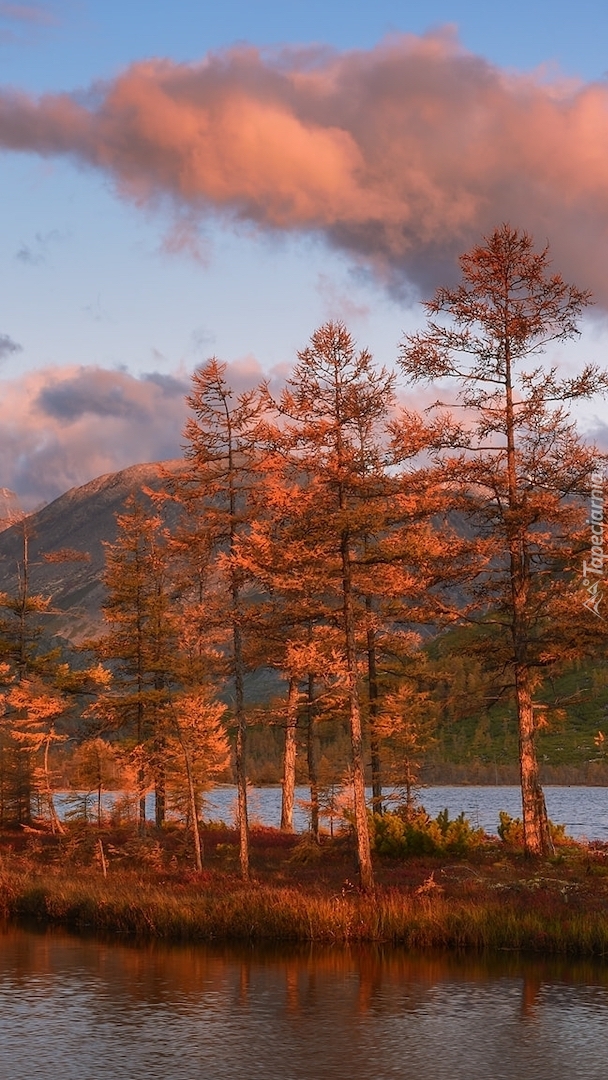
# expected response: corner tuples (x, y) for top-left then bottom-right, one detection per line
(3, 2), (607, 88)
(1, 0), (607, 506)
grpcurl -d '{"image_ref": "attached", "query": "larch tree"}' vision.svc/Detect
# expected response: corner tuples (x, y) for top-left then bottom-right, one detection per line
(332, 401), (460, 818)
(377, 680), (438, 813)
(164, 689), (230, 871)
(0, 519), (108, 829)
(399, 224), (606, 855)
(0, 517), (50, 824)
(94, 491), (230, 864)
(173, 359), (269, 881)
(7, 678), (68, 833)
(71, 737), (121, 826)
(92, 495), (175, 833)
(232, 462), (348, 837)
(266, 321), (397, 892)
(162, 541), (233, 869)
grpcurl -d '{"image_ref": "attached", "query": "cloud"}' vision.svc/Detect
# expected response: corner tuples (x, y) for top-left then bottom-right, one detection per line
(0, 366), (186, 507)
(316, 273), (370, 323)
(37, 367), (156, 420)
(190, 326), (216, 352)
(0, 333), (22, 359)
(1, 33), (608, 302)
(0, 3), (57, 43)
(141, 371), (189, 397)
(583, 417), (608, 455)
(159, 214), (211, 264)
(0, 4), (56, 25)
(15, 228), (65, 266)
(0, 361), (267, 507)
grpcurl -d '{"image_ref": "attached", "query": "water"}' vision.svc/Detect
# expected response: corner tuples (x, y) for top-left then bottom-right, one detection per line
(54, 790), (608, 838)
(1, 926), (608, 1080)
(203, 785), (608, 841)
(55, 785), (608, 840)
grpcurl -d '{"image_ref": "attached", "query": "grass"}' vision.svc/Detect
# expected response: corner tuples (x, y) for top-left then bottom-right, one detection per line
(1, 822), (608, 954)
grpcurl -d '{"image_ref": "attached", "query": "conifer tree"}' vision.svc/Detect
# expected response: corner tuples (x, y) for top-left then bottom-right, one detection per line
(172, 360), (269, 881)
(93, 495), (175, 833)
(71, 737), (120, 826)
(399, 224), (606, 855)
(264, 321), (397, 891)
(165, 690), (230, 870)
(232, 470), (345, 837)
(93, 491), (230, 862)
(0, 517), (107, 828)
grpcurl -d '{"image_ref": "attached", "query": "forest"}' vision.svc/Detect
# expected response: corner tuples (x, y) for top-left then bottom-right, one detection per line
(1, 225), (607, 897)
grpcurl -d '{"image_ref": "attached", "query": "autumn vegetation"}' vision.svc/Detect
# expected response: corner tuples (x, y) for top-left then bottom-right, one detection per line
(3, 820), (608, 955)
(1, 225), (608, 945)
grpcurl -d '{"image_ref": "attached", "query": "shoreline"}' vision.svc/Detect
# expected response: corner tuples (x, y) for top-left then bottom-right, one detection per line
(2, 824), (608, 956)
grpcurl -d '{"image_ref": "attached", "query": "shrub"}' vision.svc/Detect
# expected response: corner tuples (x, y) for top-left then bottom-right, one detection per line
(371, 806), (485, 858)
(498, 811), (568, 848)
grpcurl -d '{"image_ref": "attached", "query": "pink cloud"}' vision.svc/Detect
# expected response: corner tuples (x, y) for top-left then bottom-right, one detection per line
(0, 361), (272, 507)
(0, 32), (607, 301)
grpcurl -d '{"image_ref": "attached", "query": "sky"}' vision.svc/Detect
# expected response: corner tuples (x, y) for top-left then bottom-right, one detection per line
(1, 0), (608, 508)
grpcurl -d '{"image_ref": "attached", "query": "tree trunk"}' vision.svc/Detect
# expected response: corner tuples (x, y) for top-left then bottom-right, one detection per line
(341, 532), (374, 893)
(173, 707), (204, 871)
(136, 699), (146, 836)
(43, 732), (64, 836)
(281, 677), (299, 832)
(504, 344), (552, 857)
(233, 622), (250, 881)
(154, 729), (166, 829)
(184, 745), (203, 872)
(153, 693), (166, 828)
(138, 790), (146, 833)
(155, 776), (165, 829)
(366, 616), (383, 815)
(306, 674), (319, 842)
(516, 667), (554, 856)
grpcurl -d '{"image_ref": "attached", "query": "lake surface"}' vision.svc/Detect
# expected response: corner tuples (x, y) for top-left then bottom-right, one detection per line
(203, 785), (608, 841)
(55, 785), (608, 840)
(1, 926), (608, 1080)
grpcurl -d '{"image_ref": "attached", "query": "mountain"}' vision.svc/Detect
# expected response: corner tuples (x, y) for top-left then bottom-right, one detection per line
(0, 461), (181, 644)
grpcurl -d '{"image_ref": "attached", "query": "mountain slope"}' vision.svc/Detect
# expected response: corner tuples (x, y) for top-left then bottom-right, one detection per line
(0, 460), (181, 643)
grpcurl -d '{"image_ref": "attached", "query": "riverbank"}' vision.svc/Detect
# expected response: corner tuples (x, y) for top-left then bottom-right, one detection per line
(1, 824), (608, 955)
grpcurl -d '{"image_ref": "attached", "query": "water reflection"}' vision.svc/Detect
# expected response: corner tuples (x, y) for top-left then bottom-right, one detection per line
(1, 925), (608, 1079)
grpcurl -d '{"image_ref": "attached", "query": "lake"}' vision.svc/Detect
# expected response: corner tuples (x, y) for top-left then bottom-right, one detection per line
(203, 785), (608, 841)
(56, 785), (608, 840)
(1, 925), (608, 1080)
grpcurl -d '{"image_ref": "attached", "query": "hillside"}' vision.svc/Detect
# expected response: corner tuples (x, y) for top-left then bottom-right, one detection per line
(0, 461), (181, 644)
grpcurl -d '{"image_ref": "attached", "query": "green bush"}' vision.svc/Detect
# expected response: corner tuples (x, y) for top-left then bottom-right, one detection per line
(371, 806), (485, 858)
(497, 811), (568, 848)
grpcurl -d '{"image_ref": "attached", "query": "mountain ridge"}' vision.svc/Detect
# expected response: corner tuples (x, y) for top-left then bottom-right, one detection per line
(0, 460), (182, 643)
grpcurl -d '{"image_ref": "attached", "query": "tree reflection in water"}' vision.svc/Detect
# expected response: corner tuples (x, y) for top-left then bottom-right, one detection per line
(1, 926), (608, 1079)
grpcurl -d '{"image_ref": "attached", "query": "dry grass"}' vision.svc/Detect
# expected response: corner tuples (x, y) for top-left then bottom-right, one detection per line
(1, 823), (608, 954)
